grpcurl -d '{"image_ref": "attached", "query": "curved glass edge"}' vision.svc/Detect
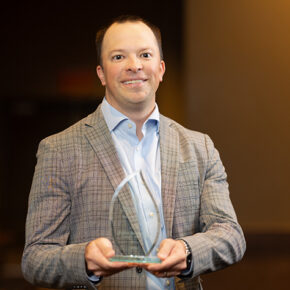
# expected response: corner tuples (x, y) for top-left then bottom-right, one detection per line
(109, 171), (161, 257)
(109, 255), (161, 264)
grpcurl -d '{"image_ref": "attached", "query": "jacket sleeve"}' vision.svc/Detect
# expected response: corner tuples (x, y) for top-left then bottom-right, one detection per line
(21, 138), (97, 290)
(182, 134), (246, 278)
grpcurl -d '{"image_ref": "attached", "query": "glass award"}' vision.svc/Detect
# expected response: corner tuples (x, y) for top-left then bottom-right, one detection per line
(109, 171), (161, 263)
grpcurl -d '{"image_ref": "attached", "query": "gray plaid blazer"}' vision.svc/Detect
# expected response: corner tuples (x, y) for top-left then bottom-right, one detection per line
(22, 105), (246, 289)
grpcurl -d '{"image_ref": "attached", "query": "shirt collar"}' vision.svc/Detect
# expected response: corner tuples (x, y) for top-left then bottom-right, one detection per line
(101, 97), (160, 132)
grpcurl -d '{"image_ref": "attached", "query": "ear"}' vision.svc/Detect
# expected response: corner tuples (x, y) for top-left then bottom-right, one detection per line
(159, 60), (166, 82)
(96, 65), (106, 86)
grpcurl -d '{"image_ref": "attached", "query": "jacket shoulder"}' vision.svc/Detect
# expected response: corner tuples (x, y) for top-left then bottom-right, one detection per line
(38, 107), (99, 151)
(160, 114), (217, 164)
(160, 114), (208, 144)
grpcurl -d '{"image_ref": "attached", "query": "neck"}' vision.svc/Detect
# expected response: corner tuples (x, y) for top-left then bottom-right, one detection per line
(106, 98), (155, 141)
(129, 110), (153, 141)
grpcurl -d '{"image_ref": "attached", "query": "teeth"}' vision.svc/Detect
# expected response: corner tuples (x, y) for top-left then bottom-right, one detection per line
(124, 80), (143, 84)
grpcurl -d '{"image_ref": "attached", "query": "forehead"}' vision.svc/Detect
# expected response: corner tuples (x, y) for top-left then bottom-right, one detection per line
(102, 21), (159, 53)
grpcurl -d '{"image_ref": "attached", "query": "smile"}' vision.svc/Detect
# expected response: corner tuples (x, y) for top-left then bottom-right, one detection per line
(122, 79), (146, 85)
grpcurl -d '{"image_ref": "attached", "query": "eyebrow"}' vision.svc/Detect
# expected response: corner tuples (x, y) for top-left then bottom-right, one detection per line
(109, 48), (154, 55)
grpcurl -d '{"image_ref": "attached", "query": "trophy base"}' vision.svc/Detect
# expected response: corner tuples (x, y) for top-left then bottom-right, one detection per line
(109, 255), (161, 264)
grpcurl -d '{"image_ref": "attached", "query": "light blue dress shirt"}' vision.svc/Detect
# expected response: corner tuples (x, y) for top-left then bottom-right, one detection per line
(101, 98), (175, 290)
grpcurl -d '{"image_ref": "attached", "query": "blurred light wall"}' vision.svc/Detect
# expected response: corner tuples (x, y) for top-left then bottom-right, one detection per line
(184, 0), (290, 233)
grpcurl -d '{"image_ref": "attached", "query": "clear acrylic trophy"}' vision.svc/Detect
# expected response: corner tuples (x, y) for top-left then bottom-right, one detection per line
(109, 171), (161, 263)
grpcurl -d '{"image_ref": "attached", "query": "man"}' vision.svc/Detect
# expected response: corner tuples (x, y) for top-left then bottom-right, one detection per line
(22, 15), (246, 289)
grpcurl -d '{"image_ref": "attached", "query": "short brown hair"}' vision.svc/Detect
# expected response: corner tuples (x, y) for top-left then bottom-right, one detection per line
(96, 15), (163, 66)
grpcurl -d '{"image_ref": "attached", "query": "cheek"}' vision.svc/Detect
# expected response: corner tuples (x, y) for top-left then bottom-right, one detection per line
(103, 65), (121, 86)
(106, 65), (121, 79)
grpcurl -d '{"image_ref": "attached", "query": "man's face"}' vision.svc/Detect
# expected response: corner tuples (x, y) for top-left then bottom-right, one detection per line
(97, 21), (165, 114)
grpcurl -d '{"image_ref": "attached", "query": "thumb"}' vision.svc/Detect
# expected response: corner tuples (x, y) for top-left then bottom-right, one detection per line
(157, 239), (174, 261)
(96, 237), (115, 258)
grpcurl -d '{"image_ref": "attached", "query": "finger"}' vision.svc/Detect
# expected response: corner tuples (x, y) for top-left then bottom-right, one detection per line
(153, 270), (181, 278)
(95, 238), (115, 258)
(146, 243), (186, 272)
(158, 256), (186, 273)
(159, 240), (187, 270)
(86, 239), (128, 272)
(86, 242), (110, 271)
(95, 264), (131, 277)
(93, 239), (130, 269)
(157, 238), (175, 260)
(160, 250), (185, 268)
(145, 260), (184, 274)
(93, 259), (133, 277)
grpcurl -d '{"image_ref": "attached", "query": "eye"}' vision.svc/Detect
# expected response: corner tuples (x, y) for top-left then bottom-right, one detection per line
(112, 55), (123, 61)
(141, 52), (151, 58)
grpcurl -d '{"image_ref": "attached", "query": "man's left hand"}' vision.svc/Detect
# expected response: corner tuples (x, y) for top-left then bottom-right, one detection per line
(142, 238), (188, 278)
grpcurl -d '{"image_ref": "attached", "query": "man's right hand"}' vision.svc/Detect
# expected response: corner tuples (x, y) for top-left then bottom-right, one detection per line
(85, 237), (134, 277)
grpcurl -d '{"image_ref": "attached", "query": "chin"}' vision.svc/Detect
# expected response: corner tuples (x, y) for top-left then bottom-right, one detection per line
(127, 92), (154, 102)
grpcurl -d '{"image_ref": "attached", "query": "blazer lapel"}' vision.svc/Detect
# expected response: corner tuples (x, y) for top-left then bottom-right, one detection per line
(84, 106), (145, 253)
(159, 115), (179, 238)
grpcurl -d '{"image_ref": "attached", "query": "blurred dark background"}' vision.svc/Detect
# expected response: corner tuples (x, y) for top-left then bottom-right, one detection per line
(0, 1), (289, 289)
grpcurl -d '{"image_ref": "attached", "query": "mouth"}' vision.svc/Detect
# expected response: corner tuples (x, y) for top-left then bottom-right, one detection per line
(122, 79), (147, 85)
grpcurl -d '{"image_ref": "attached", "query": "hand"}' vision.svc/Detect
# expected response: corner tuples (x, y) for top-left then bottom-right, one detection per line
(85, 237), (135, 277)
(142, 238), (187, 278)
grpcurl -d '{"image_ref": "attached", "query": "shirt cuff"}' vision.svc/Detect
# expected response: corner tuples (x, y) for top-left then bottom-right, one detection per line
(179, 255), (194, 277)
(176, 239), (194, 278)
(87, 272), (103, 284)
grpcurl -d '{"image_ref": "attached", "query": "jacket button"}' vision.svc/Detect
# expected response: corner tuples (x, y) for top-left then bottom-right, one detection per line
(136, 266), (142, 273)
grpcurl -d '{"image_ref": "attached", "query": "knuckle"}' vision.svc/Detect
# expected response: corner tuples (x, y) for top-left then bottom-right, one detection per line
(102, 264), (111, 271)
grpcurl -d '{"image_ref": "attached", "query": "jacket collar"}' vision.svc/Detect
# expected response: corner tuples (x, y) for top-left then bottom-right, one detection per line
(84, 106), (179, 246)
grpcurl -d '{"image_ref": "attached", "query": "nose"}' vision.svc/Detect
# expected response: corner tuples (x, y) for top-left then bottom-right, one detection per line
(126, 55), (143, 72)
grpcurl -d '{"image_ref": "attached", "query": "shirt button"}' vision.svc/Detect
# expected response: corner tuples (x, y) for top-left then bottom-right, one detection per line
(128, 123), (132, 128)
(166, 280), (170, 286)
(149, 212), (154, 217)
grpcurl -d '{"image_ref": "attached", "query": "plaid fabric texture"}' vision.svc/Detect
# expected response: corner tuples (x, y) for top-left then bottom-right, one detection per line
(22, 105), (246, 289)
